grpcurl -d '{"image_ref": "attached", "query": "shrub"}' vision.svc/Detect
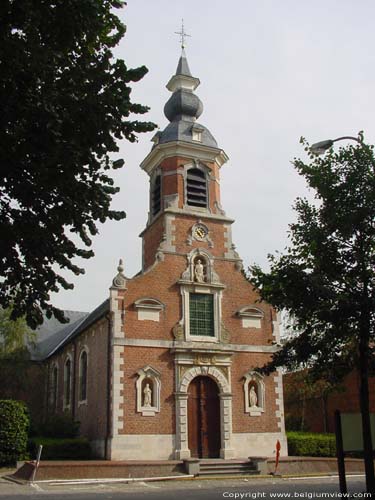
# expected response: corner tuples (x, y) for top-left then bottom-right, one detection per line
(40, 414), (80, 438)
(0, 400), (30, 465)
(29, 437), (91, 460)
(287, 431), (336, 457)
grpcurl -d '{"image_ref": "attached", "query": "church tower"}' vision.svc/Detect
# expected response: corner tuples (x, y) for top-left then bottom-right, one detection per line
(105, 49), (287, 460)
(140, 48), (233, 272)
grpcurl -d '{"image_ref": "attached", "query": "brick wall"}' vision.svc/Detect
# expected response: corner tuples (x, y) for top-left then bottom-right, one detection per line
(47, 316), (109, 442)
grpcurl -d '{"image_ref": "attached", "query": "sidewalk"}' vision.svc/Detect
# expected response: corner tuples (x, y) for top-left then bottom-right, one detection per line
(2, 457), (366, 483)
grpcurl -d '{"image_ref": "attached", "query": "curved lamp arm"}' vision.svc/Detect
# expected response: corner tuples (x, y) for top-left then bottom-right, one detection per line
(310, 135), (362, 155)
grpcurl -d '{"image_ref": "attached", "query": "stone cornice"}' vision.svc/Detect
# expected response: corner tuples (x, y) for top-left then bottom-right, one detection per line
(113, 337), (280, 353)
(138, 209), (234, 238)
(140, 141), (229, 175)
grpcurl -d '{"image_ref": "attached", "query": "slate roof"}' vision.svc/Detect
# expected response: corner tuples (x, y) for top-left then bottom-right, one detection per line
(158, 120), (217, 148)
(175, 49), (192, 76)
(157, 50), (218, 149)
(31, 299), (109, 361)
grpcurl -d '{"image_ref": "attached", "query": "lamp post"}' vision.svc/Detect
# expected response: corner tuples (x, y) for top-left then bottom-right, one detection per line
(309, 130), (375, 494)
(310, 135), (363, 155)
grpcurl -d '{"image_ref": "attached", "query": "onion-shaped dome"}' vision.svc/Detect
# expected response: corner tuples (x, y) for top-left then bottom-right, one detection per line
(164, 90), (203, 122)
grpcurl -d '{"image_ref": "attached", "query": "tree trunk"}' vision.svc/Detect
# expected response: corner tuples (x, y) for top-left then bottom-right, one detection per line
(359, 329), (375, 494)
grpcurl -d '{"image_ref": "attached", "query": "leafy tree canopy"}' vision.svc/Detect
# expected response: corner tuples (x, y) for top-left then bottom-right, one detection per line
(0, 306), (34, 357)
(0, 0), (156, 328)
(249, 134), (375, 383)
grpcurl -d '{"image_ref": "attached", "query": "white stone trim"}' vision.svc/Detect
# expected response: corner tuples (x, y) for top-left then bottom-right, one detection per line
(109, 434), (176, 460)
(136, 366), (161, 416)
(237, 306), (264, 330)
(231, 432), (288, 458)
(114, 337), (279, 353)
(134, 298), (165, 323)
(243, 371), (265, 416)
(175, 365), (234, 459)
(108, 287), (125, 449)
(272, 311), (282, 343)
(180, 285), (223, 343)
(274, 369), (286, 434)
(139, 211), (234, 240)
(140, 140), (228, 175)
(107, 432), (288, 460)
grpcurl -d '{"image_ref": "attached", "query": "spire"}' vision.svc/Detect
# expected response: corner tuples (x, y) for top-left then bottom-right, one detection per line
(175, 48), (192, 77)
(149, 24), (218, 150)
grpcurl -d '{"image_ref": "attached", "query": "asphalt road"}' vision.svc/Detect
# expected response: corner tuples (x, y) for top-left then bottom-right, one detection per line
(0, 475), (369, 500)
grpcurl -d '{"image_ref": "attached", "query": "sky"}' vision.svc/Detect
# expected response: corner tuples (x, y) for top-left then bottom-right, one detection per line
(52, 0), (375, 312)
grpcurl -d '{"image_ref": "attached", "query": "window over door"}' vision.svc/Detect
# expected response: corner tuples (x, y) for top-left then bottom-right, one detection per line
(189, 293), (214, 337)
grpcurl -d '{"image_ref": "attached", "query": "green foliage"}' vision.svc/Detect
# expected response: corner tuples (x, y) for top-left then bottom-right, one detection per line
(29, 437), (91, 460)
(0, 400), (30, 465)
(39, 414), (80, 438)
(248, 134), (375, 382)
(287, 432), (336, 457)
(0, 0), (156, 328)
(0, 307), (35, 357)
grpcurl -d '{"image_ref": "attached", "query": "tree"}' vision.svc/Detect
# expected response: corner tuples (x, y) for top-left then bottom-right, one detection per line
(284, 370), (342, 432)
(0, 1), (156, 328)
(0, 306), (35, 357)
(249, 134), (375, 494)
(0, 307), (44, 425)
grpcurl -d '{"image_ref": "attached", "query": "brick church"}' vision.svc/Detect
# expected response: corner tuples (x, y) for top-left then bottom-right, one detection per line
(36, 50), (287, 460)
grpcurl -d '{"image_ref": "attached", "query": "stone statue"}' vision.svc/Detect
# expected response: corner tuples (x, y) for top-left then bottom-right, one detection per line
(249, 386), (258, 408)
(194, 259), (205, 283)
(143, 383), (152, 407)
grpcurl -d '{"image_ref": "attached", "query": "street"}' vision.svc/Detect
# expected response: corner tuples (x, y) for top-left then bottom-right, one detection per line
(0, 475), (368, 499)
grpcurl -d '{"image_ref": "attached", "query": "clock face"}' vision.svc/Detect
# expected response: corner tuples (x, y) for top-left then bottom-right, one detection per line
(193, 224), (208, 240)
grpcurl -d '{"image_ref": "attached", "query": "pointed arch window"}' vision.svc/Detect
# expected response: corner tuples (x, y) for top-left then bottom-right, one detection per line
(79, 350), (88, 403)
(63, 357), (72, 409)
(49, 364), (58, 412)
(186, 168), (207, 208)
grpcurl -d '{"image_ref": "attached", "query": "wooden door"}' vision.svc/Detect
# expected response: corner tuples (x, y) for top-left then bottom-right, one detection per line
(188, 376), (221, 458)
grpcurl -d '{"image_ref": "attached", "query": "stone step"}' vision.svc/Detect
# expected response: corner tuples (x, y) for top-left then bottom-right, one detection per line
(198, 461), (258, 476)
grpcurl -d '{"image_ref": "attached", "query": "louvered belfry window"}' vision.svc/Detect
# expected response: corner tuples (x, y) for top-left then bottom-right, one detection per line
(152, 175), (161, 216)
(186, 168), (207, 208)
(190, 293), (214, 337)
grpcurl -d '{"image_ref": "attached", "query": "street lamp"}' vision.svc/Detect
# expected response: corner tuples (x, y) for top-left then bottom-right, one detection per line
(310, 135), (362, 155)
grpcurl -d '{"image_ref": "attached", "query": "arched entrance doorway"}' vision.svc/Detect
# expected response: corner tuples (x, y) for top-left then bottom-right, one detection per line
(187, 376), (221, 458)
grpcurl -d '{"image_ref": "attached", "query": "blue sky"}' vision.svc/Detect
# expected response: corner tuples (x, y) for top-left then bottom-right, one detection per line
(52, 0), (375, 311)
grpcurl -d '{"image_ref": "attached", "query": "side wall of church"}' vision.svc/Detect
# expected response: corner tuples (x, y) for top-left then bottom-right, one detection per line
(46, 317), (109, 458)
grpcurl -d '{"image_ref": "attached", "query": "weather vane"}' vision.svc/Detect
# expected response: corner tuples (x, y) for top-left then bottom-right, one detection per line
(175, 19), (191, 49)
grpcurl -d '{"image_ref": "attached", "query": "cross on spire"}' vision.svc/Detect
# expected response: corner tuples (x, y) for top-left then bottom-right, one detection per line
(175, 19), (191, 49)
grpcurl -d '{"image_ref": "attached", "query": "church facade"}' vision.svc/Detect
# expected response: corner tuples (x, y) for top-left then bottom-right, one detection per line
(41, 51), (287, 460)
